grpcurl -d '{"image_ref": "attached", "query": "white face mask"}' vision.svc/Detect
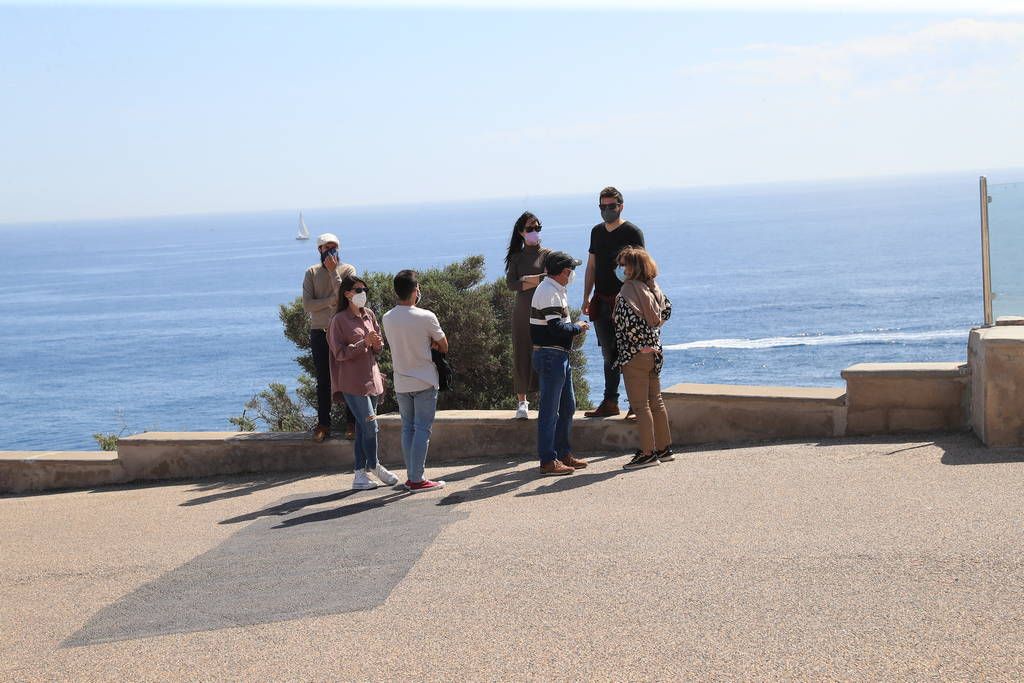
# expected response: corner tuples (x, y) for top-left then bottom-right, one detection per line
(352, 292), (368, 308)
(567, 270), (576, 285)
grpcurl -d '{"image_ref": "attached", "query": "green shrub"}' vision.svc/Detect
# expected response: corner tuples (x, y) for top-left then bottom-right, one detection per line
(236, 255), (591, 431)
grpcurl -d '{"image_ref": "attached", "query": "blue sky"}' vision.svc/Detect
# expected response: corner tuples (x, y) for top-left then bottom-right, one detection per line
(1, 2), (1023, 223)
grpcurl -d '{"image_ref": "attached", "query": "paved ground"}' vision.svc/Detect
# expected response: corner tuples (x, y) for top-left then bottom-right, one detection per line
(3, 433), (1024, 681)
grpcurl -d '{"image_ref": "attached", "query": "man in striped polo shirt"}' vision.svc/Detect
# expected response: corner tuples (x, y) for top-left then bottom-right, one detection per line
(530, 251), (591, 476)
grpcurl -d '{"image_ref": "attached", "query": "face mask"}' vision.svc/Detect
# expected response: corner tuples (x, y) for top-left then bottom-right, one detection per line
(600, 207), (621, 224)
(320, 247), (339, 266)
(352, 292), (367, 308)
(524, 231), (541, 246)
(567, 270), (576, 285)
(615, 265), (627, 281)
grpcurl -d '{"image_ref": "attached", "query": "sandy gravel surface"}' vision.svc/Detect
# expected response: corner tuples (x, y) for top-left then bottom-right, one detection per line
(3, 433), (1024, 681)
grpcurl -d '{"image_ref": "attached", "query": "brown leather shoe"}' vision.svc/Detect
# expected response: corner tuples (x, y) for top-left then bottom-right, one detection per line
(539, 460), (575, 476)
(560, 454), (588, 469)
(584, 400), (620, 418)
(312, 425), (330, 443)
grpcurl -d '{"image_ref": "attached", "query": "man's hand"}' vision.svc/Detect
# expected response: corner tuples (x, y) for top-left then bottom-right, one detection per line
(324, 254), (339, 271)
(582, 298), (591, 316)
(367, 330), (383, 349)
(578, 320), (591, 332)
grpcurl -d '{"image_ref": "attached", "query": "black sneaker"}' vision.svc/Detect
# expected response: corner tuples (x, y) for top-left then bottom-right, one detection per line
(656, 447), (675, 462)
(623, 450), (660, 470)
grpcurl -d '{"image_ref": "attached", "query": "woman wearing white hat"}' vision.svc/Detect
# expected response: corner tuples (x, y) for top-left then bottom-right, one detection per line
(302, 232), (356, 442)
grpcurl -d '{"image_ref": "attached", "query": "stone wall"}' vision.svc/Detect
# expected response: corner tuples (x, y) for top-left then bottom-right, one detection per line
(842, 363), (969, 435)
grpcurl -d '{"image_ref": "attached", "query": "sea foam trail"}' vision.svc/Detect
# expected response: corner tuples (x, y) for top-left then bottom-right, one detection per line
(664, 329), (968, 351)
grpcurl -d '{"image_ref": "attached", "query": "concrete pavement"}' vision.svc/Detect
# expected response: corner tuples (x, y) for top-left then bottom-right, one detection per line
(3, 434), (1024, 680)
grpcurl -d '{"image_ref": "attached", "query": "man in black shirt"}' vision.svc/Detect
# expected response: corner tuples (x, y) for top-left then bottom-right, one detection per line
(582, 186), (645, 418)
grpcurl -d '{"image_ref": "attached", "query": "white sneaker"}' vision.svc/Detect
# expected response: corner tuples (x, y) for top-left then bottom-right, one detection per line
(371, 464), (399, 486)
(351, 469), (377, 490)
(515, 401), (529, 420)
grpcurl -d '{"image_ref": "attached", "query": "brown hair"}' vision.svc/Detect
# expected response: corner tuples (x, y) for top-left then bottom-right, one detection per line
(617, 246), (658, 282)
(599, 186), (623, 204)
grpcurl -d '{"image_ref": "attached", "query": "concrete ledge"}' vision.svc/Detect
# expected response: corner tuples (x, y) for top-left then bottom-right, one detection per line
(0, 451), (127, 494)
(842, 362), (969, 435)
(117, 431), (353, 481)
(662, 383), (847, 443)
(970, 326), (1024, 446)
(841, 362), (968, 379)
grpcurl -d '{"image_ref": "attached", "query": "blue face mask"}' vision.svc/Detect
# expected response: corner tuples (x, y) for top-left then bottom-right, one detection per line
(615, 265), (627, 281)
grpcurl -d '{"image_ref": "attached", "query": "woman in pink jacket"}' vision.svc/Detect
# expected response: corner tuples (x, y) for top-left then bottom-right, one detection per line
(328, 276), (399, 490)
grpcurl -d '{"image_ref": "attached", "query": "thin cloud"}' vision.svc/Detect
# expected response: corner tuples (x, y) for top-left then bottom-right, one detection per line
(682, 18), (1024, 92)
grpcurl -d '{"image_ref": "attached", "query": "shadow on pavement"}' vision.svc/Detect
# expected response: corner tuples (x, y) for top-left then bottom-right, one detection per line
(272, 489), (411, 528)
(219, 490), (360, 525)
(181, 473), (328, 507)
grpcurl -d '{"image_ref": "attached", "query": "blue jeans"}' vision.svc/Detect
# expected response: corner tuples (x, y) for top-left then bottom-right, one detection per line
(343, 393), (379, 471)
(396, 387), (438, 483)
(532, 347), (576, 465)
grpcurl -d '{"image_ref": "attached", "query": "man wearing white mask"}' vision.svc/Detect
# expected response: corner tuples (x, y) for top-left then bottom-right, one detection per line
(302, 232), (356, 442)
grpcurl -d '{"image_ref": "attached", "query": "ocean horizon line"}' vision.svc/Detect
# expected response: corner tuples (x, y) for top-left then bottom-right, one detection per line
(1, 166), (1016, 231)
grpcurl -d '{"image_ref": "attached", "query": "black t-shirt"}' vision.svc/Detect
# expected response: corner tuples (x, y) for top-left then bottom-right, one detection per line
(588, 220), (645, 295)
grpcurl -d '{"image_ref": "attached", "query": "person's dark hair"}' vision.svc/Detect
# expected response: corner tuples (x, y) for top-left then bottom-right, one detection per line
(599, 186), (623, 204)
(337, 275), (367, 313)
(504, 211), (539, 271)
(394, 269), (419, 301)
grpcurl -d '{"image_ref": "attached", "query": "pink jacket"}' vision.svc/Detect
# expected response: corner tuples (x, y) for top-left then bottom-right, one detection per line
(327, 306), (385, 398)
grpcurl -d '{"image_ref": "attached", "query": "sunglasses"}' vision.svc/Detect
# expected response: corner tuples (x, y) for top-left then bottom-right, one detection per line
(524, 224), (542, 233)
(599, 202), (621, 209)
(352, 287), (368, 294)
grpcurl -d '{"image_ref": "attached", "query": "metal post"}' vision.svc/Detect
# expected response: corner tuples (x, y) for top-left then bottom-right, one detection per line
(980, 176), (993, 326)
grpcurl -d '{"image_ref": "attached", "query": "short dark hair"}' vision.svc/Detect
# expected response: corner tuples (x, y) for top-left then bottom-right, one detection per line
(394, 269), (418, 301)
(599, 186), (623, 204)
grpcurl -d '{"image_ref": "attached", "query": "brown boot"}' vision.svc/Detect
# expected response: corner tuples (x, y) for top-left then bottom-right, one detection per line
(584, 400), (620, 418)
(539, 460), (575, 476)
(312, 425), (330, 443)
(560, 454), (588, 469)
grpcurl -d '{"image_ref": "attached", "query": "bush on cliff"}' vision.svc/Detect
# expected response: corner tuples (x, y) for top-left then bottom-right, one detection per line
(232, 255), (592, 432)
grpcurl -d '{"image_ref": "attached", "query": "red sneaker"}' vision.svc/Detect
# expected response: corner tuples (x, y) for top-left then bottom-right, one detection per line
(404, 479), (446, 493)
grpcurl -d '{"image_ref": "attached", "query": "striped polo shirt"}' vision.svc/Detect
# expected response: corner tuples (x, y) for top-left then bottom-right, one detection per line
(529, 276), (582, 351)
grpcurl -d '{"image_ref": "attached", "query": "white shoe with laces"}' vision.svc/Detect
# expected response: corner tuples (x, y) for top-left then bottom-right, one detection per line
(371, 464), (399, 486)
(515, 401), (529, 420)
(351, 469), (377, 490)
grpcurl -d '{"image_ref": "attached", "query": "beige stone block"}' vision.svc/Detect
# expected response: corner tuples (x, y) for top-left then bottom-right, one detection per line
(888, 408), (950, 433)
(664, 397), (841, 444)
(0, 452), (127, 494)
(846, 407), (887, 435)
(846, 377), (965, 411)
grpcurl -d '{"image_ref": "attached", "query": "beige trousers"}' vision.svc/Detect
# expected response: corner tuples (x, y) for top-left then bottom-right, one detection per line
(621, 352), (672, 454)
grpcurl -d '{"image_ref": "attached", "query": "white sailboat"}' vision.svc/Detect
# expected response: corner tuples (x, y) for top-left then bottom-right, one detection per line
(296, 211), (310, 240)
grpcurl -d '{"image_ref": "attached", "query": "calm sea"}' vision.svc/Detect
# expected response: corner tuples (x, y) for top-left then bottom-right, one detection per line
(0, 174), (983, 450)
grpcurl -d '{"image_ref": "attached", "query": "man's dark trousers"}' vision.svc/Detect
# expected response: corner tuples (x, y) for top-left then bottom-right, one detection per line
(309, 329), (332, 428)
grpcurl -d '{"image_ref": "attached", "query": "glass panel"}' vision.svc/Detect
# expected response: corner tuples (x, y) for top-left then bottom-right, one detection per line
(987, 181), (1024, 320)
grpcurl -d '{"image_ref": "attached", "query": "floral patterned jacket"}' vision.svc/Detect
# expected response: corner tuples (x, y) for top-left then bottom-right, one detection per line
(613, 292), (672, 373)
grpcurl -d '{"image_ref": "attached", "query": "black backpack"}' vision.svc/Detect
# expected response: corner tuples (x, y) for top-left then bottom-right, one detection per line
(431, 349), (454, 392)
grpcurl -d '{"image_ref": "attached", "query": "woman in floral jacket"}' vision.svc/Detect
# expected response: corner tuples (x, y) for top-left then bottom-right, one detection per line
(613, 246), (673, 470)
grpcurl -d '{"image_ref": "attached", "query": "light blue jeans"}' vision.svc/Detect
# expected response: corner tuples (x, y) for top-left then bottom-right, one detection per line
(342, 393), (379, 471)
(395, 387), (438, 483)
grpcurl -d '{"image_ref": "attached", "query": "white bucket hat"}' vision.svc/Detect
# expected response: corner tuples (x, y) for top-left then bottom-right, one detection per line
(317, 232), (340, 248)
